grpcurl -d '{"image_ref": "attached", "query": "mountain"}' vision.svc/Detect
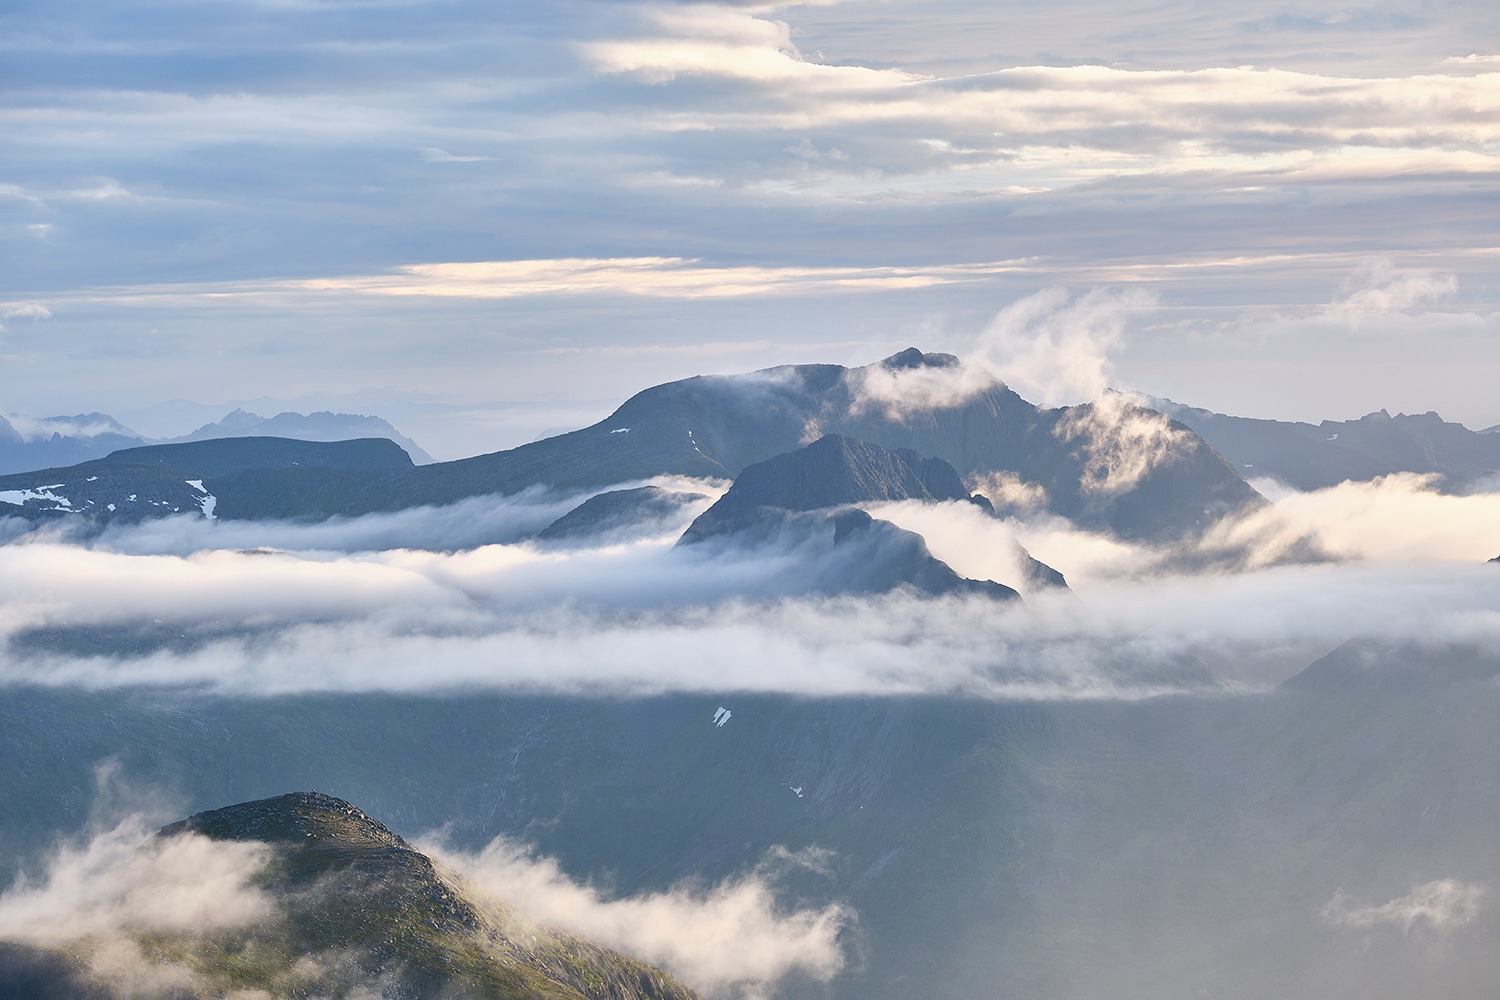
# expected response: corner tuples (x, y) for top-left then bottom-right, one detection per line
(1150, 398), (1500, 491)
(170, 408), (435, 464)
(680, 434), (979, 541)
(0, 437), (414, 526)
(0, 412), (144, 476)
(0, 351), (1261, 540)
(1, 791), (698, 1000)
(537, 486), (710, 545)
(675, 435), (1020, 599)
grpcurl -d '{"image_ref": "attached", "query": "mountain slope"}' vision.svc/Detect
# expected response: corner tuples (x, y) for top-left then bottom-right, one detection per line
(0, 437), (414, 526)
(1, 351), (1260, 539)
(677, 435), (1020, 599)
(1, 792), (699, 1000)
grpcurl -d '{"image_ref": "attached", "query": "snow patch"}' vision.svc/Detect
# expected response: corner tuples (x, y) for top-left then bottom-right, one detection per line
(610, 428), (630, 434)
(199, 493), (218, 520)
(0, 487), (72, 508)
(790, 786), (804, 798)
(185, 479), (206, 493)
(712, 706), (732, 727)
(107, 503), (116, 511)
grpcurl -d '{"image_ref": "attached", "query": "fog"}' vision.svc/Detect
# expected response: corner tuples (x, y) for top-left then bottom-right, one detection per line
(1, 470), (1498, 696)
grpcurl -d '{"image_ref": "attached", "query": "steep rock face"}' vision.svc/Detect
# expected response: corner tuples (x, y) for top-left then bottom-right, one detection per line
(131, 792), (698, 1000)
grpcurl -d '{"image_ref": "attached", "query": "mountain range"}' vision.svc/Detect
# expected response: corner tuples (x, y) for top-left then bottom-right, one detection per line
(0, 408), (433, 476)
(1151, 397), (1500, 491)
(0, 350), (1261, 543)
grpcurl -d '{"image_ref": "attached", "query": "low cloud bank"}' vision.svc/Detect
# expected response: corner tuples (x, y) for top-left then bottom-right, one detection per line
(1, 470), (1499, 697)
(429, 838), (850, 998)
(56, 475), (724, 557)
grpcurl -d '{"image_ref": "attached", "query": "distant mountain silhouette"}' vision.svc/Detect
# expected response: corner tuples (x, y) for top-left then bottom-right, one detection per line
(1151, 398), (1500, 491)
(0, 412), (144, 475)
(170, 408), (435, 464)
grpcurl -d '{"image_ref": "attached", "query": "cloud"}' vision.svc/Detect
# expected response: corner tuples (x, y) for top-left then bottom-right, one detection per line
(0, 303), (52, 321)
(417, 146), (492, 163)
(0, 819), (273, 945)
(1206, 473), (1500, 565)
(1054, 392), (1194, 495)
(577, 6), (1500, 193)
(3, 469), (1500, 698)
(845, 285), (1157, 418)
(427, 837), (850, 998)
(0, 814), (276, 998)
(1323, 879), (1485, 933)
(1327, 259), (1459, 318)
(981, 286), (1157, 406)
(84, 487), (616, 556)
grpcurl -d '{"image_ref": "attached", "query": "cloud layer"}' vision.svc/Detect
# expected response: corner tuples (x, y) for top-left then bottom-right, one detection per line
(1, 467), (1499, 697)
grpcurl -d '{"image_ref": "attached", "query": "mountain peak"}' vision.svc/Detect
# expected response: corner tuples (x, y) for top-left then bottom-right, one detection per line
(880, 347), (960, 370)
(159, 790), (407, 852)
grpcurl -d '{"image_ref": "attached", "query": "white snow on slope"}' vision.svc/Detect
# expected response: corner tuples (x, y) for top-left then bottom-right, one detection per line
(0, 487), (72, 508)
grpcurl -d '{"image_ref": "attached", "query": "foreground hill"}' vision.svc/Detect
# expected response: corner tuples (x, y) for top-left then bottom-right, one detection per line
(0, 792), (698, 1000)
(0, 350), (1261, 541)
(1152, 398), (1500, 491)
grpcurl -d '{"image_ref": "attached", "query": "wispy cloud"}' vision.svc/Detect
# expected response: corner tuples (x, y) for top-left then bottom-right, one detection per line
(1324, 880), (1486, 933)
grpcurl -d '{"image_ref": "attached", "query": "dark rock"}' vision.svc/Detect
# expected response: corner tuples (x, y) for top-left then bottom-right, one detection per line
(680, 434), (973, 543)
(538, 486), (708, 544)
(103, 436), (414, 476)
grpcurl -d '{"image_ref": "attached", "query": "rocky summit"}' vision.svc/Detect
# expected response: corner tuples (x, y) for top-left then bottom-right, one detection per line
(6, 792), (700, 1000)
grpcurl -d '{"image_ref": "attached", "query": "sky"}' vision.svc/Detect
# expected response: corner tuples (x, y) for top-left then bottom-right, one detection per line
(4, 0), (1500, 459)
